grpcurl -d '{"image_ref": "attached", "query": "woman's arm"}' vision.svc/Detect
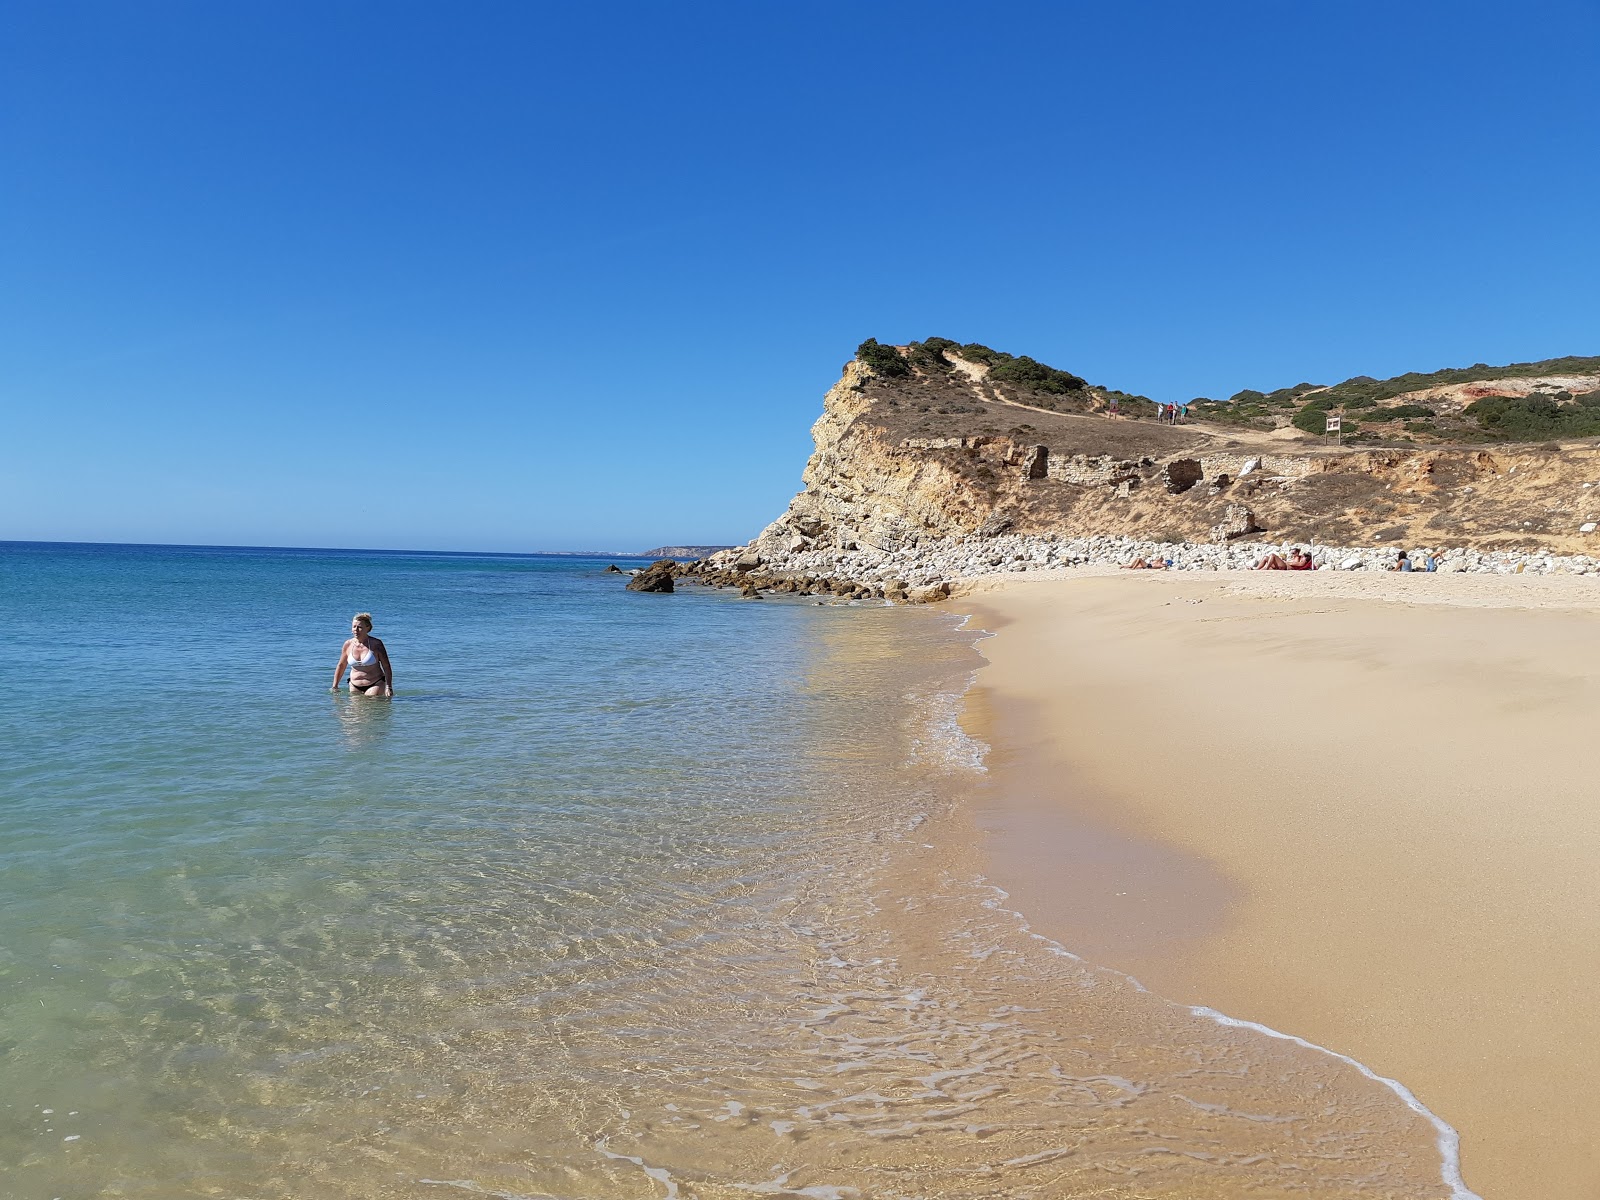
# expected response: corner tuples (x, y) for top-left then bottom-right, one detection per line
(331, 640), (350, 690)
(373, 638), (394, 696)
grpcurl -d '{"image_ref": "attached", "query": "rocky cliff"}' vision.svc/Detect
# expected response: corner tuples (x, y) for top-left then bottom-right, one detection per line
(747, 344), (1600, 560)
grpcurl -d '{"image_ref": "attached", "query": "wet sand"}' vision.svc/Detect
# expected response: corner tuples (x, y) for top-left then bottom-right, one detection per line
(960, 569), (1600, 1199)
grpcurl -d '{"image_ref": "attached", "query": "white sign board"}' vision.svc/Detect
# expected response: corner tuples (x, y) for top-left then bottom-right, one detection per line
(1325, 414), (1342, 433)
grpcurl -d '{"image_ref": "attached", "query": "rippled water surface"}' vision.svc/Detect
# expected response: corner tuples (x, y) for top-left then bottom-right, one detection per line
(0, 543), (1457, 1199)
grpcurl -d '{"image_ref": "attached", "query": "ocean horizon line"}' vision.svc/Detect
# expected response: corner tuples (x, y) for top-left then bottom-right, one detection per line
(0, 537), (664, 559)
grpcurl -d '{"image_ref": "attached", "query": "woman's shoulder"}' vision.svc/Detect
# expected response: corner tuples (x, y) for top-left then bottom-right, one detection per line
(369, 635), (388, 649)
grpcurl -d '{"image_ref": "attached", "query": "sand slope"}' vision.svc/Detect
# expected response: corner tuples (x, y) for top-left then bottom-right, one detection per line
(963, 570), (1600, 1199)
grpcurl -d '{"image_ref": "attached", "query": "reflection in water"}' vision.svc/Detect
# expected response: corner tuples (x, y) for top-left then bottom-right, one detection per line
(331, 691), (393, 750)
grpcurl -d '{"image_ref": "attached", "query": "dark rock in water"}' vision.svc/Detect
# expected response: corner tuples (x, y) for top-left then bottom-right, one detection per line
(740, 582), (763, 599)
(604, 564), (625, 574)
(626, 558), (679, 593)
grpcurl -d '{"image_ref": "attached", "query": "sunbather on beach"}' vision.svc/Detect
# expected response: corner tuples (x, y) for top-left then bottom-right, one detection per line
(1287, 548), (1316, 570)
(1391, 550), (1414, 572)
(1253, 552), (1290, 570)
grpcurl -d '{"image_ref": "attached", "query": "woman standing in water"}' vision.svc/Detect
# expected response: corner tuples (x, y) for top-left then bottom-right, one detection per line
(331, 612), (394, 696)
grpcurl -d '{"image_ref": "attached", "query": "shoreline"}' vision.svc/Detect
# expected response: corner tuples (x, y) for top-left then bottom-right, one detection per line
(955, 569), (1600, 1199)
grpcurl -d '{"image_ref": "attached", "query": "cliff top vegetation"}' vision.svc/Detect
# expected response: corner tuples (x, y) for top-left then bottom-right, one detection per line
(855, 337), (1153, 415)
(1196, 355), (1600, 444)
(855, 339), (1600, 447)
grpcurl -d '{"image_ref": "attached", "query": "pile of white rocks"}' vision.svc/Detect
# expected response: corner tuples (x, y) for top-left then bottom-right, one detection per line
(712, 533), (1600, 590)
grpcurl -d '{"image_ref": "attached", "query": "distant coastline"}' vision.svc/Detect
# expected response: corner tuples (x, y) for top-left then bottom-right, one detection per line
(0, 539), (655, 559)
(637, 544), (735, 558)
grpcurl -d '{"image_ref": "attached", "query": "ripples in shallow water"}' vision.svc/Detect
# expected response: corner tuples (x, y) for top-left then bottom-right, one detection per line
(0, 544), (1456, 1197)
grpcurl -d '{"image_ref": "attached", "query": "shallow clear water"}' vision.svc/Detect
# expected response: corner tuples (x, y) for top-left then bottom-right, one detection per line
(0, 543), (976, 1195)
(0, 543), (1457, 1198)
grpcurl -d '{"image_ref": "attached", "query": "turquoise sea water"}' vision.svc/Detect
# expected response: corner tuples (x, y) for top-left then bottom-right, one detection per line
(0, 543), (1462, 1199)
(0, 543), (989, 1197)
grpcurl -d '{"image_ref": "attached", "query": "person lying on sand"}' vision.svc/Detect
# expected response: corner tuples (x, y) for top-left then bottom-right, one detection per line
(1287, 548), (1316, 570)
(1253, 552), (1290, 570)
(1124, 557), (1170, 570)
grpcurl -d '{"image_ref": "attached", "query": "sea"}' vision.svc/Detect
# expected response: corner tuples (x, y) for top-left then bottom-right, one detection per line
(0, 542), (1465, 1199)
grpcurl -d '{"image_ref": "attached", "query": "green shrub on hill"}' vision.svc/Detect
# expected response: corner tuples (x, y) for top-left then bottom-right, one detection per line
(1195, 399), (1272, 429)
(856, 338), (910, 378)
(991, 355), (1086, 394)
(1314, 355), (1600, 409)
(1463, 395), (1600, 439)
(1293, 403), (1341, 433)
(1385, 403), (1435, 419)
(1192, 382), (1321, 427)
(906, 339), (955, 372)
(1100, 388), (1155, 415)
(954, 342), (1086, 394)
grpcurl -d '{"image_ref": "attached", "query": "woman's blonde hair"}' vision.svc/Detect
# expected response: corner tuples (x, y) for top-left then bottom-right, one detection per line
(353, 612), (373, 630)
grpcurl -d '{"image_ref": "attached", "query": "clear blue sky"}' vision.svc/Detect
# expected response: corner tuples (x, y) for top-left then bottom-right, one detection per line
(4, 1), (1596, 551)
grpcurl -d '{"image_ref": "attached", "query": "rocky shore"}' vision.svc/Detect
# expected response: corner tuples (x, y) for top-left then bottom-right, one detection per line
(628, 342), (1600, 605)
(633, 534), (1600, 605)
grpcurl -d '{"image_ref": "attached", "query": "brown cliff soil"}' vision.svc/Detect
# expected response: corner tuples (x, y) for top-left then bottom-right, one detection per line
(754, 353), (1600, 558)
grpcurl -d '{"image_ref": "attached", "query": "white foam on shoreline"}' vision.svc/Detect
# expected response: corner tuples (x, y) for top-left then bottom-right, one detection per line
(972, 878), (1481, 1200)
(903, 675), (989, 774)
(932, 610), (1480, 1199)
(1192, 1006), (1478, 1200)
(901, 614), (995, 776)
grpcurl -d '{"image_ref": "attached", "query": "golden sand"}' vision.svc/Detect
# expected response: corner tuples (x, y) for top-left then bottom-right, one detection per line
(961, 568), (1600, 1199)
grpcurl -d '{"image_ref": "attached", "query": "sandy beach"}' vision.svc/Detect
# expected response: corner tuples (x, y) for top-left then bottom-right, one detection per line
(960, 568), (1600, 1200)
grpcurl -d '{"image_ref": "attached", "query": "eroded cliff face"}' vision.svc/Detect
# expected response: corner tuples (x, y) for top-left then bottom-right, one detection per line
(752, 354), (1600, 559)
(753, 362), (1008, 555)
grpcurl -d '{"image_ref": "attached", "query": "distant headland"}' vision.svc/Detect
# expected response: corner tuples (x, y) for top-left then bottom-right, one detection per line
(638, 545), (736, 559)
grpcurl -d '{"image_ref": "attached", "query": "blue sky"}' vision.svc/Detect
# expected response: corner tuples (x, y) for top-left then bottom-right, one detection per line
(3, 1), (1597, 551)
